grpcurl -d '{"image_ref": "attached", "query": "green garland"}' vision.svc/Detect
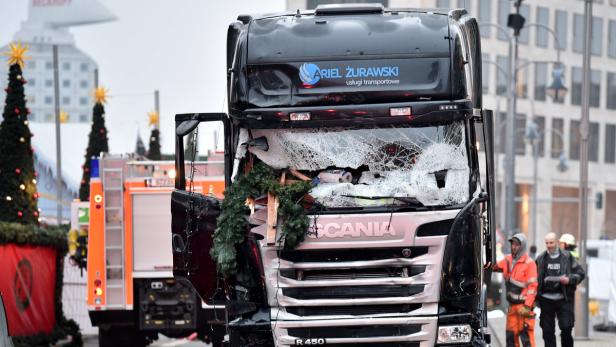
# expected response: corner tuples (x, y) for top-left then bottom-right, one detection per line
(0, 222), (82, 347)
(211, 163), (312, 276)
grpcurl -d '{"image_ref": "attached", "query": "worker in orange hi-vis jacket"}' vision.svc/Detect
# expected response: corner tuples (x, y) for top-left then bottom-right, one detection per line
(493, 233), (539, 347)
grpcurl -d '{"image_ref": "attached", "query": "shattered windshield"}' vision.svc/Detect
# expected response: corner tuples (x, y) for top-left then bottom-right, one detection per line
(236, 121), (469, 207)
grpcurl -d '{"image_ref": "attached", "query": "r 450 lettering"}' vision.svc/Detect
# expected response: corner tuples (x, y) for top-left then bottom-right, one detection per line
(295, 338), (326, 345)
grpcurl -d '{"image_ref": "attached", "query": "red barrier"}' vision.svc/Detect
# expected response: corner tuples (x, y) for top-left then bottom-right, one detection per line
(0, 244), (56, 336)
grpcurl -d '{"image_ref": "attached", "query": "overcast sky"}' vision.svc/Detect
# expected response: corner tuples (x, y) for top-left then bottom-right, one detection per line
(0, 0), (287, 154)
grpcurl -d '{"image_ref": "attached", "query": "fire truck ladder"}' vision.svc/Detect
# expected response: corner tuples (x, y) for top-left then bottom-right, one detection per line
(101, 156), (126, 307)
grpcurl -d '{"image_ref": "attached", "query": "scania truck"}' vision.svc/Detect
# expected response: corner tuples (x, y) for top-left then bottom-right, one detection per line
(171, 4), (496, 346)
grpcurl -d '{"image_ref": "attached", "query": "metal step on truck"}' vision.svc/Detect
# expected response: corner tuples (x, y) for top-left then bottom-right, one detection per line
(85, 154), (226, 346)
(171, 4), (497, 347)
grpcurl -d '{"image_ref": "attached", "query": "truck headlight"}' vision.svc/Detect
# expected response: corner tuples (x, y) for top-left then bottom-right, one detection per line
(437, 324), (472, 344)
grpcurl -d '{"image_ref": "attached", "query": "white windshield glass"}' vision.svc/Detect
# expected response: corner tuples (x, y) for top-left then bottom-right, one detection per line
(236, 121), (469, 207)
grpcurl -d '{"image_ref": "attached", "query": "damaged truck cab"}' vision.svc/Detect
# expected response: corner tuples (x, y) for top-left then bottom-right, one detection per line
(172, 4), (496, 347)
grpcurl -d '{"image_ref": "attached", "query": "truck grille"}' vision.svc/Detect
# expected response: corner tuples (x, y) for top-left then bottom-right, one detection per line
(260, 211), (458, 346)
(282, 285), (425, 300)
(279, 247), (429, 263)
(280, 265), (426, 281)
(288, 324), (422, 338)
(286, 304), (422, 317)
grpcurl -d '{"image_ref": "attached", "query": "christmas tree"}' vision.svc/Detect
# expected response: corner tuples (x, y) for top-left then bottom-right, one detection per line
(0, 43), (40, 224)
(79, 87), (109, 201)
(147, 111), (161, 160)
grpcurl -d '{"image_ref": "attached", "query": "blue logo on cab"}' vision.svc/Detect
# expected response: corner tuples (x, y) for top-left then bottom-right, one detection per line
(299, 63), (321, 85)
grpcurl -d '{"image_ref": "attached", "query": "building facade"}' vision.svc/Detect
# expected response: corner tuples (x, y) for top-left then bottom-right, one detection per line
(286, 0), (616, 247)
(0, 0), (115, 123)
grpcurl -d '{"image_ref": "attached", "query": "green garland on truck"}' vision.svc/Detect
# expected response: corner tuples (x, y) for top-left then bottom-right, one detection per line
(211, 163), (312, 276)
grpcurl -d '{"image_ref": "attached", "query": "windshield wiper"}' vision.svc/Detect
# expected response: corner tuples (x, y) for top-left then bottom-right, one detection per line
(341, 195), (424, 206)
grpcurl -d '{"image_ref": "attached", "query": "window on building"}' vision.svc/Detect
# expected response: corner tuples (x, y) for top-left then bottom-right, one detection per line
(534, 116), (546, 157)
(28, 78), (35, 87)
(536, 62), (549, 101)
(45, 113), (53, 121)
(574, 14), (584, 53)
(610, 20), (616, 58)
(62, 80), (70, 88)
(45, 61), (52, 70)
(589, 122), (600, 162)
(536, 7), (549, 47)
(79, 114), (88, 122)
(45, 96), (53, 105)
(29, 95), (36, 105)
(28, 61), (36, 69)
(555, 10), (567, 50)
(437, 0), (450, 8)
(516, 115), (527, 155)
(592, 17), (603, 56)
(80, 80), (88, 88)
(552, 118), (564, 159)
(29, 113), (37, 122)
(498, 112), (506, 154)
(517, 58), (528, 98)
(496, 55), (509, 95)
(478, 0), (492, 38)
(79, 97), (88, 105)
(606, 124), (616, 163)
(482, 53), (490, 94)
(570, 120), (581, 160)
(456, 0), (468, 8)
(80, 62), (89, 72)
(307, 0), (388, 9)
(498, 0), (510, 41)
(45, 79), (53, 87)
(572, 66), (582, 105)
(608, 72), (616, 110)
(62, 62), (70, 71)
(591, 69), (601, 108)
(62, 96), (70, 105)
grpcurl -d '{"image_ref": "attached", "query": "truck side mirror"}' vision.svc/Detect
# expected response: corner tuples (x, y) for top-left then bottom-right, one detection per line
(176, 119), (200, 136)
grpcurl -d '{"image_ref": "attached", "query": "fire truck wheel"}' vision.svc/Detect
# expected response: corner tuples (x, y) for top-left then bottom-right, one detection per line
(99, 325), (149, 347)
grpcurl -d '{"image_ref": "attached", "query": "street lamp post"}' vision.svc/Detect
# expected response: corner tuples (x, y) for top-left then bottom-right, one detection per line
(577, 0), (593, 339)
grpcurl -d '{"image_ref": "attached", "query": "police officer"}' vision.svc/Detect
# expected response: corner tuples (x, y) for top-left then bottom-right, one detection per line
(536, 232), (585, 347)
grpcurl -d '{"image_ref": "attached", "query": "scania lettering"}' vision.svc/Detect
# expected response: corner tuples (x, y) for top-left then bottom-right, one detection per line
(308, 221), (397, 238)
(171, 4), (496, 347)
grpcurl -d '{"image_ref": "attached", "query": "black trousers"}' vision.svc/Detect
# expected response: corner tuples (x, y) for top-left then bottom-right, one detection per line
(539, 297), (575, 347)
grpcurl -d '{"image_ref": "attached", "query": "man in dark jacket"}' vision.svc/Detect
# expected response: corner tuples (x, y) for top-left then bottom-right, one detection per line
(535, 232), (586, 347)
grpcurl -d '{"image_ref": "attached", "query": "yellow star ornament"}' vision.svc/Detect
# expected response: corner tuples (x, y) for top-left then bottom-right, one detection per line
(60, 111), (69, 123)
(4, 42), (31, 68)
(148, 111), (159, 127)
(93, 86), (109, 104)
